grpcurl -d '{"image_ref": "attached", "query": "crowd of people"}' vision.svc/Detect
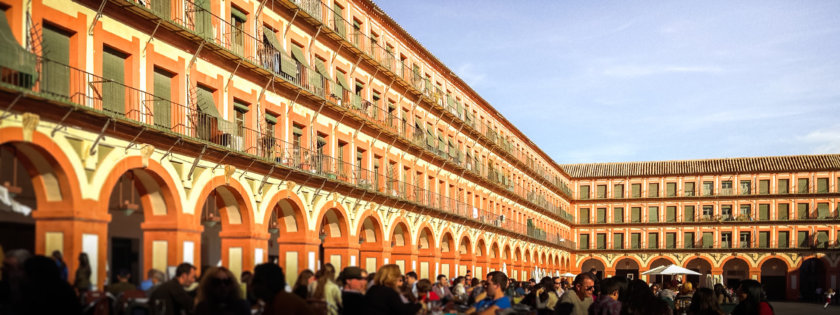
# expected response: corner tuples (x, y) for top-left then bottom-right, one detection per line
(0, 249), (830, 314)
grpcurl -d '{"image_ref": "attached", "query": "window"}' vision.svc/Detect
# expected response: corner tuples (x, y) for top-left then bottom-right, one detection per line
(797, 178), (809, 194)
(666, 206), (676, 222)
(630, 207), (641, 223)
(702, 181), (714, 196)
(613, 233), (624, 249)
(292, 125), (304, 165)
(778, 179), (789, 194)
(153, 68), (173, 128)
(721, 205), (732, 220)
(648, 206), (659, 223)
(631, 184), (641, 198)
(758, 231), (770, 248)
(579, 185), (590, 199)
(702, 232), (713, 248)
(596, 185), (607, 199)
(373, 158), (380, 190)
(355, 148), (365, 182)
(230, 7), (247, 55)
(315, 135), (327, 173)
(684, 206), (695, 222)
(102, 47), (127, 115)
(579, 234), (590, 250)
(778, 231), (789, 248)
(721, 181), (733, 195)
(596, 208), (606, 223)
(758, 204), (770, 221)
(740, 180), (751, 195)
(233, 100), (248, 137)
(630, 233), (641, 249)
(332, 3), (345, 37)
(596, 234), (606, 249)
(684, 232), (695, 248)
(195, 0), (212, 38)
(648, 183), (659, 198)
(613, 184), (624, 198)
(151, 0), (170, 19)
(195, 85), (220, 141)
(739, 204), (751, 219)
(721, 232), (731, 249)
(579, 208), (590, 224)
(739, 232), (751, 248)
(613, 207), (624, 223)
(665, 233), (676, 249)
(797, 231), (809, 248)
(648, 233), (659, 249)
(684, 182), (695, 196)
(666, 182), (677, 197)
(759, 180), (770, 194)
(817, 203), (829, 219)
(42, 24), (72, 97)
(797, 203), (809, 219)
(702, 205), (714, 219)
(777, 203), (789, 220)
(337, 142), (347, 178)
(816, 231), (829, 248)
(817, 178), (829, 193)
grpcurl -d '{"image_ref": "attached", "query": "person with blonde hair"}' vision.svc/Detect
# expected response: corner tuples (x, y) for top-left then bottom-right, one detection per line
(194, 266), (250, 315)
(363, 264), (422, 314)
(308, 263), (341, 315)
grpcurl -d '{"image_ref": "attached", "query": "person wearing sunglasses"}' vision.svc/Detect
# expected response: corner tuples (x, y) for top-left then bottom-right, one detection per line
(556, 272), (594, 315)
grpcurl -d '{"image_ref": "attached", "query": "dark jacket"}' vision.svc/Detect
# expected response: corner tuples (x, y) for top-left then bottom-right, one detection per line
(342, 290), (365, 315)
(148, 279), (194, 315)
(363, 284), (422, 315)
(194, 298), (249, 315)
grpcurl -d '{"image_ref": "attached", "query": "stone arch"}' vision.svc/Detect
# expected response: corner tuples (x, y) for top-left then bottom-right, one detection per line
(192, 176), (255, 229)
(0, 130), (81, 209)
(356, 211), (384, 245)
(96, 156), (182, 220)
(581, 257), (606, 275)
(458, 234), (473, 257)
(262, 189), (308, 235)
(474, 238), (486, 258)
(721, 257), (750, 288)
(647, 256), (676, 269)
(612, 256), (642, 270)
(760, 257), (788, 300)
(387, 217), (412, 247)
(489, 242), (500, 260)
(439, 230), (455, 256)
(416, 224), (436, 252)
(313, 201), (351, 240)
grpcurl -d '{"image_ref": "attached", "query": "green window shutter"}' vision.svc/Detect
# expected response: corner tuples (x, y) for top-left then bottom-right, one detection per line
(817, 178), (829, 193)
(265, 113), (277, 124)
(437, 135), (445, 152)
(613, 207), (624, 223)
(579, 208), (590, 224)
(313, 58), (330, 79)
(290, 44), (310, 68)
(816, 231), (828, 248)
(332, 4), (345, 37)
(759, 180), (769, 194)
(631, 233), (640, 249)
(778, 179), (789, 194)
(195, 0), (213, 39)
(42, 26), (71, 97)
(196, 86), (220, 117)
(778, 203), (789, 220)
(797, 178), (809, 193)
(613, 184), (624, 198)
(234, 100), (249, 113)
(684, 206), (695, 222)
(778, 231), (789, 248)
(153, 69), (172, 128)
(152, 0), (171, 19)
(596, 185), (606, 198)
(631, 207), (641, 223)
(102, 48), (126, 115)
(596, 208), (606, 223)
(758, 231), (769, 248)
(648, 206), (659, 223)
(702, 232), (714, 248)
(666, 206), (676, 222)
(230, 6), (247, 21)
(631, 184), (641, 198)
(596, 234), (606, 249)
(335, 71), (350, 91)
(684, 232), (694, 248)
(648, 183), (659, 197)
(425, 128), (434, 147)
(579, 185), (590, 199)
(797, 231), (809, 248)
(614, 233), (623, 249)
(666, 233), (676, 249)
(797, 203), (808, 219)
(648, 233), (658, 249)
(0, 9), (37, 87)
(666, 183), (676, 196)
(759, 204), (769, 221)
(817, 203), (829, 218)
(684, 182), (695, 196)
(579, 234), (589, 250)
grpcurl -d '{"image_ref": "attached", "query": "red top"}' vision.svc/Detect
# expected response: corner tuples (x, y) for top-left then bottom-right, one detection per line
(759, 301), (774, 315)
(420, 290), (440, 302)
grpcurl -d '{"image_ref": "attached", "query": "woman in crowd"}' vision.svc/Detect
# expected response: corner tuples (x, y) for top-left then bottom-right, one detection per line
(309, 263), (341, 315)
(73, 253), (91, 298)
(731, 279), (774, 315)
(534, 276), (559, 315)
(292, 269), (314, 300)
(363, 264), (422, 315)
(622, 279), (672, 315)
(714, 284), (730, 305)
(452, 276), (468, 303)
(51, 250), (68, 282)
(194, 266), (250, 315)
(687, 287), (724, 315)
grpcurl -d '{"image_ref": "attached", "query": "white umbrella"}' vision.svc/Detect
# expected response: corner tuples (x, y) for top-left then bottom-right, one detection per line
(561, 272), (577, 277)
(658, 264), (701, 276)
(641, 265), (669, 275)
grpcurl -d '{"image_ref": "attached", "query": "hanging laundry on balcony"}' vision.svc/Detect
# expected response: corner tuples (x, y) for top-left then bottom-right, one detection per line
(0, 10), (37, 88)
(0, 185), (32, 216)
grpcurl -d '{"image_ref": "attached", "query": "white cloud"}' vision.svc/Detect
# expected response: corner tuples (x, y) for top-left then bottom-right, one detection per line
(454, 63), (487, 87)
(798, 124), (840, 154)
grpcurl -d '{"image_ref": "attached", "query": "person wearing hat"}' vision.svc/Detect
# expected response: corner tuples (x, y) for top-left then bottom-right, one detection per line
(339, 266), (368, 315)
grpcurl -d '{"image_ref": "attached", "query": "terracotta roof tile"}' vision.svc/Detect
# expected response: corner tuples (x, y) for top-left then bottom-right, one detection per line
(560, 154), (840, 179)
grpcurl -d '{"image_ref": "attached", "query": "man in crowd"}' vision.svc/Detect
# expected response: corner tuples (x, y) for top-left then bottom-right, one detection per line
(107, 269), (136, 296)
(148, 263), (196, 315)
(433, 274), (453, 302)
(553, 276), (565, 298)
(589, 277), (621, 315)
(556, 272), (594, 315)
(406, 271), (418, 299)
(469, 271), (511, 315)
(339, 266), (367, 315)
(140, 269), (165, 294)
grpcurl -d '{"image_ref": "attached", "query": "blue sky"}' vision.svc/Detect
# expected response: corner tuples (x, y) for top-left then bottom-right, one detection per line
(375, 0), (840, 164)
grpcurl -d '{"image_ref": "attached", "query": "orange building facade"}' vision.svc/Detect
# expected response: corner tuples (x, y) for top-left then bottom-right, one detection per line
(0, 0), (837, 301)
